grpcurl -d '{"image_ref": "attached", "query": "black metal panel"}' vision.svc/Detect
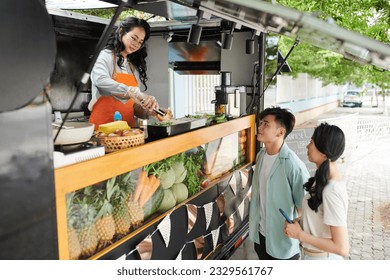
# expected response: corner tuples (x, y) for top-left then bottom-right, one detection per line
(99, 165), (252, 260)
(0, 99), (58, 259)
(1, 0), (56, 112)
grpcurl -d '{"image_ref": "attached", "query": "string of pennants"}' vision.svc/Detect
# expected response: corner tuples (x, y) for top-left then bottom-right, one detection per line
(117, 170), (250, 260)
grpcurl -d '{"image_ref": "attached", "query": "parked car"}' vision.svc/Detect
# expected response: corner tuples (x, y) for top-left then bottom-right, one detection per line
(342, 90), (363, 107)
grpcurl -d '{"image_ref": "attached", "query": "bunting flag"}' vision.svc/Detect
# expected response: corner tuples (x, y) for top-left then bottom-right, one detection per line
(175, 244), (185, 260)
(137, 234), (153, 260)
(116, 254), (126, 260)
(186, 204), (198, 234)
(216, 193), (225, 216)
(237, 198), (246, 221)
(203, 202), (214, 230)
(211, 227), (220, 249)
(157, 214), (171, 247)
(246, 186), (252, 201)
(194, 236), (205, 260)
(225, 214), (235, 235)
(240, 169), (249, 189)
(229, 173), (237, 195)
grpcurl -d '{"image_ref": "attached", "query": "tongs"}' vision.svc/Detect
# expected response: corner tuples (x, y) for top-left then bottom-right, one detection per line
(153, 108), (166, 117)
(140, 99), (166, 116)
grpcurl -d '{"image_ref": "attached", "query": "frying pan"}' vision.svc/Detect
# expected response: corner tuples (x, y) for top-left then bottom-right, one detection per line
(52, 122), (94, 145)
(0, 0), (56, 112)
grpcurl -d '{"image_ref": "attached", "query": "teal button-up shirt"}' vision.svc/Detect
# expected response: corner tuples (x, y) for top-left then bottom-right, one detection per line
(249, 142), (309, 259)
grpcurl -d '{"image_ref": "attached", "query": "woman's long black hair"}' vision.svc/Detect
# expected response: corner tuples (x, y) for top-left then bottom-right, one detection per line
(105, 17), (151, 90)
(304, 123), (346, 212)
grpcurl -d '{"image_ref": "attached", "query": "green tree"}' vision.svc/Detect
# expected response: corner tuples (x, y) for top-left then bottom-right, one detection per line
(276, 0), (389, 96)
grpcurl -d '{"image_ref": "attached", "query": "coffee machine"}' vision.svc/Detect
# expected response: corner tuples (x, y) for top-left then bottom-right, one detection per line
(213, 71), (247, 117)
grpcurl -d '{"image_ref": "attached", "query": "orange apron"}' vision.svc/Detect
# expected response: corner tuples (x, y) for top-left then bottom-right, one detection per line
(89, 56), (138, 130)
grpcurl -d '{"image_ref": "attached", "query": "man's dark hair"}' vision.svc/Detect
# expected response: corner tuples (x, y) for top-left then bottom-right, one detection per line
(258, 107), (296, 138)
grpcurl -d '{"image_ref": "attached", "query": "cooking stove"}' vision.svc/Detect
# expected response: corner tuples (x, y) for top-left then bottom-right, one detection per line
(53, 138), (105, 168)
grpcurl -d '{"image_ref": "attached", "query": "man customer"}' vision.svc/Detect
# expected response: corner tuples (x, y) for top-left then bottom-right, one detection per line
(249, 106), (310, 260)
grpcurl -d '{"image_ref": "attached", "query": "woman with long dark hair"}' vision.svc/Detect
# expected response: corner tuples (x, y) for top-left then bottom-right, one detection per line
(88, 17), (169, 129)
(284, 123), (349, 260)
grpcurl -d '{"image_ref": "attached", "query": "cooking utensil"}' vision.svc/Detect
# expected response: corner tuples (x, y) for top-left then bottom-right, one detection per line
(53, 122), (94, 145)
(147, 117), (207, 140)
(153, 108), (166, 116)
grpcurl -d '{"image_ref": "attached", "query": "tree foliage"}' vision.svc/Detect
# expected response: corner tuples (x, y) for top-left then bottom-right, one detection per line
(276, 0), (390, 91)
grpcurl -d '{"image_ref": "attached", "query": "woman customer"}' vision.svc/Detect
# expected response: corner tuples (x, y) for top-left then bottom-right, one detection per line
(88, 17), (170, 129)
(284, 123), (349, 260)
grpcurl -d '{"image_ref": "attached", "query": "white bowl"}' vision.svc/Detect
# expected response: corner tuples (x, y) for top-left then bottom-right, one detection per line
(53, 122), (94, 145)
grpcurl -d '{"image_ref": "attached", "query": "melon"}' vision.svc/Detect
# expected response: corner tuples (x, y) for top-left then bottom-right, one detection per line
(157, 189), (176, 213)
(171, 183), (188, 204)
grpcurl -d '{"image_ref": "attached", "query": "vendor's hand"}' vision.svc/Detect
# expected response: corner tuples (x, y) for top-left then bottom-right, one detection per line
(141, 94), (159, 112)
(284, 219), (302, 240)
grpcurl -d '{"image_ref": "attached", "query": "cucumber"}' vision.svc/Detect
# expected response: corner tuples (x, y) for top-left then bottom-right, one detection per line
(143, 186), (164, 219)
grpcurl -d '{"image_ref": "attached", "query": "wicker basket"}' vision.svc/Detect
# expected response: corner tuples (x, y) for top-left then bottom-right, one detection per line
(98, 131), (145, 153)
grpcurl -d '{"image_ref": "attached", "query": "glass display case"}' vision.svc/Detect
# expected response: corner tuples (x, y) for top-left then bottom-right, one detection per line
(55, 115), (256, 259)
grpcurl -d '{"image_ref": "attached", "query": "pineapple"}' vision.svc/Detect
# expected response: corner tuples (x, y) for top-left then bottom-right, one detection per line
(95, 184), (115, 244)
(73, 188), (99, 258)
(68, 227), (82, 260)
(126, 198), (144, 229)
(120, 170), (144, 229)
(109, 175), (131, 235)
(66, 193), (82, 260)
(78, 217), (98, 258)
(95, 211), (116, 243)
(112, 198), (131, 235)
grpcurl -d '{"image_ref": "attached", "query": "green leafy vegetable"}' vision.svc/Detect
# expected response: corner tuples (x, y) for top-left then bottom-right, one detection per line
(155, 121), (173, 126)
(183, 147), (206, 196)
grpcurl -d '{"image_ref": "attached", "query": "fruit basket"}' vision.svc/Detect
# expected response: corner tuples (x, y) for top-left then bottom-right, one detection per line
(97, 129), (145, 153)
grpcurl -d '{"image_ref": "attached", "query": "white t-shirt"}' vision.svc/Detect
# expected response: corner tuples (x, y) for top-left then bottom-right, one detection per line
(301, 180), (348, 251)
(259, 152), (279, 235)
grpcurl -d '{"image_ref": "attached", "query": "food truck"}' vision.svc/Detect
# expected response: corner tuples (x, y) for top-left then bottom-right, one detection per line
(1, 0), (389, 260)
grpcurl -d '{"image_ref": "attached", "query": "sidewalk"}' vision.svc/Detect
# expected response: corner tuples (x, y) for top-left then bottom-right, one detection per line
(342, 133), (390, 259)
(230, 105), (390, 260)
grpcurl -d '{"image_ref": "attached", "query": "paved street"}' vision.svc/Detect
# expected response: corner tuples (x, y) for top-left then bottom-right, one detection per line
(230, 103), (390, 260)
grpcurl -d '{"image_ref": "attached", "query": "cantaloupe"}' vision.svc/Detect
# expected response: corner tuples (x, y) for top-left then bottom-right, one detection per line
(159, 168), (175, 189)
(171, 183), (188, 204)
(157, 189), (176, 213)
(171, 161), (187, 184)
